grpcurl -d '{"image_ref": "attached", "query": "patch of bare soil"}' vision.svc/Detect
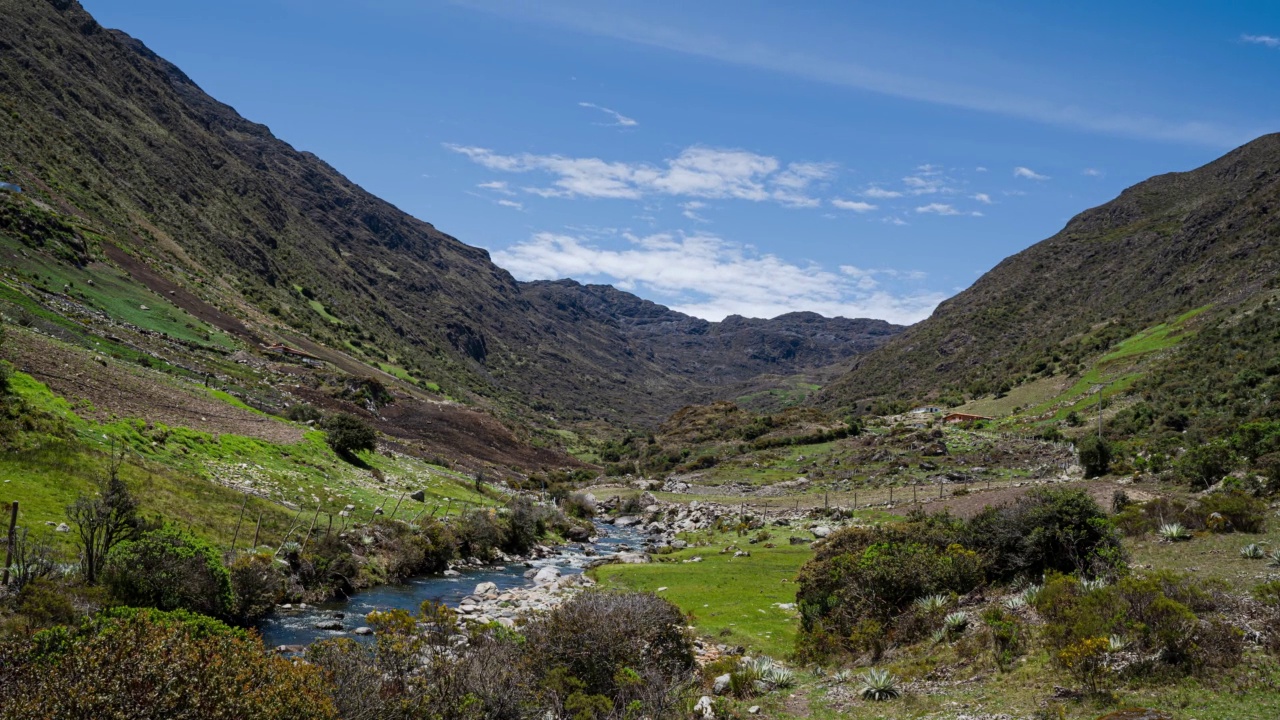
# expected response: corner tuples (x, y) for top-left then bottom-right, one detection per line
(289, 386), (580, 472)
(8, 329), (304, 444)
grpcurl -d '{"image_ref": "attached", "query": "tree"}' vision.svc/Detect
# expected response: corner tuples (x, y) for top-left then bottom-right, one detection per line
(67, 449), (139, 584)
(1077, 433), (1111, 478)
(102, 527), (233, 620)
(322, 413), (377, 458)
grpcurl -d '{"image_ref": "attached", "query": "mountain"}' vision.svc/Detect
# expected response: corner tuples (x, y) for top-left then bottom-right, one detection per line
(820, 132), (1280, 411)
(0, 0), (898, 431)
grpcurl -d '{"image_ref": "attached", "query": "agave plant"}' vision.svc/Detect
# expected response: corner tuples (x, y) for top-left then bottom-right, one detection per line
(1107, 635), (1128, 652)
(1003, 594), (1027, 610)
(1241, 543), (1267, 559)
(1019, 583), (1043, 606)
(943, 611), (970, 634)
(1157, 522), (1190, 542)
(763, 665), (797, 689)
(858, 668), (902, 701)
(1269, 551), (1280, 568)
(914, 593), (950, 613)
(742, 656), (776, 675)
(930, 628), (948, 645)
(810, 665), (827, 678)
(279, 541), (302, 557)
(830, 669), (854, 685)
(1079, 578), (1109, 592)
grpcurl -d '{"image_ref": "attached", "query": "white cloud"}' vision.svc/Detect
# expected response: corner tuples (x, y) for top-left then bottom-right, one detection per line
(579, 101), (639, 127)
(447, 143), (833, 206)
(1013, 166), (1050, 180)
(680, 201), (709, 222)
(478, 180), (516, 195)
(1242, 34), (1280, 48)
(882, 216), (908, 226)
(497, 199), (524, 210)
(494, 231), (945, 324)
(916, 203), (961, 215)
(832, 198), (877, 212)
(1082, 168), (1104, 177)
(862, 186), (903, 199)
(972, 193), (993, 204)
(975, 166), (989, 172)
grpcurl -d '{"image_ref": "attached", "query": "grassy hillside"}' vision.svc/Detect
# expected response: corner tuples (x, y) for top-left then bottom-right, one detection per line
(821, 133), (1280, 412)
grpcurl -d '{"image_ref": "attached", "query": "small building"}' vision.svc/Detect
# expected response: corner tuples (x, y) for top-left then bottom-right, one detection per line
(910, 406), (942, 414)
(943, 412), (993, 424)
(0, 182), (22, 193)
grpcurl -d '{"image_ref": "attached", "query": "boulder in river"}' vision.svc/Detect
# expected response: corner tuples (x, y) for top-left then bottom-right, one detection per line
(474, 581), (498, 596)
(315, 620), (344, 631)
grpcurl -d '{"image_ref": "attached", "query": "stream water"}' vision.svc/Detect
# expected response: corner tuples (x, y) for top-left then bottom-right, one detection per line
(258, 520), (649, 648)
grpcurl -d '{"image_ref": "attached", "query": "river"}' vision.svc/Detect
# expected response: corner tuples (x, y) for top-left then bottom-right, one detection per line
(258, 520), (649, 648)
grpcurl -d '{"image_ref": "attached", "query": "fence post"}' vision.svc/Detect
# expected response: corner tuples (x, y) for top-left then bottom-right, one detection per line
(3, 501), (17, 586)
(228, 493), (249, 557)
(250, 511), (263, 552)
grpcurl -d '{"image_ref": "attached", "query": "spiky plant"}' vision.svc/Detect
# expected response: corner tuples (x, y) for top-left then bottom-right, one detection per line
(1157, 522), (1190, 541)
(1003, 594), (1027, 610)
(1241, 543), (1267, 559)
(763, 665), (797, 689)
(1107, 635), (1128, 652)
(858, 668), (902, 701)
(930, 628), (948, 645)
(1079, 578), (1109, 592)
(280, 541), (302, 557)
(830, 669), (853, 685)
(943, 611), (970, 634)
(1269, 551), (1280, 568)
(1019, 583), (1043, 606)
(913, 593), (949, 613)
(810, 665), (827, 678)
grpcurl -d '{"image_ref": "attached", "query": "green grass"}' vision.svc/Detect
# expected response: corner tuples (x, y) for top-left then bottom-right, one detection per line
(307, 298), (343, 325)
(0, 234), (234, 348)
(592, 529), (813, 657)
(0, 371), (495, 552)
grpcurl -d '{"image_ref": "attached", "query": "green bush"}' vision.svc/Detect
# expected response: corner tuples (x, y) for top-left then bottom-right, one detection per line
(102, 527), (233, 620)
(964, 487), (1126, 581)
(321, 413), (377, 458)
(1197, 490), (1268, 533)
(1176, 440), (1236, 490)
(228, 552), (287, 624)
(455, 509), (508, 561)
(0, 608), (335, 718)
(1077, 433), (1111, 477)
(524, 591), (695, 718)
(286, 403), (324, 423)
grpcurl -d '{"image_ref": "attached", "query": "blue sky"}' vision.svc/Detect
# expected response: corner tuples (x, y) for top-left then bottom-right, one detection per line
(83, 0), (1280, 324)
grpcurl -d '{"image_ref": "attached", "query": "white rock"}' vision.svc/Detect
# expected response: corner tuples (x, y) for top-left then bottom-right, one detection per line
(811, 526), (833, 539)
(713, 674), (732, 695)
(474, 581), (498, 595)
(694, 695), (715, 719)
(533, 566), (561, 585)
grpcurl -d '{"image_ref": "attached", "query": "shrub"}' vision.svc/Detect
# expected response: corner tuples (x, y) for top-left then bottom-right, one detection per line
(12, 577), (80, 629)
(455, 509), (507, 561)
(1077, 433), (1111, 477)
(1157, 522), (1191, 542)
(0, 608), (335, 718)
(983, 606), (1026, 670)
(321, 413), (377, 458)
(286, 403), (323, 423)
(228, 552), (287, 624)
(1176, 440), (1236, 490)
(1197, 490), (1268, 533)
(964, 486), (1126, 581)
(523, 591), (695, 718)
(562, 492), (596, 519)
(102, 527), (233, 620)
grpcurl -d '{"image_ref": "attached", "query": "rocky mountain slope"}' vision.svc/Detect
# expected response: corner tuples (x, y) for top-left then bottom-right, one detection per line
(821, 132), (1280, 410)
(0, 0), (897, 429)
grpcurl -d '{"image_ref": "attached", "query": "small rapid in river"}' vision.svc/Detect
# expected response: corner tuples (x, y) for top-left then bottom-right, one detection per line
(258, 520), (648, 648)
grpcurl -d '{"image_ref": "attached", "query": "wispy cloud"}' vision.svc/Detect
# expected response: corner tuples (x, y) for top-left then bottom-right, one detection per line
(447, 143), (830, 206)
(448, 3), (1251, 147)
(579, 101), (639, 127)
(916, 203), (961, 215)
(478, 180), (516, 195)
(1082, 168), (1104, 177)
(862, 186), (904, 199)
(494, 231), (944, 324)
(497, 199), (524, 210)
(832, 198), (877, 212)
(972, 193), (993, 204)
(1242, 34), (1280, 48)
(1013, 166), (1050, 180)
(680, 201), (709, 222)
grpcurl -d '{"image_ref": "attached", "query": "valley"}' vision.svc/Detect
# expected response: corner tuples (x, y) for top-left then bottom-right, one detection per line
(2, 1), (1280, 719)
